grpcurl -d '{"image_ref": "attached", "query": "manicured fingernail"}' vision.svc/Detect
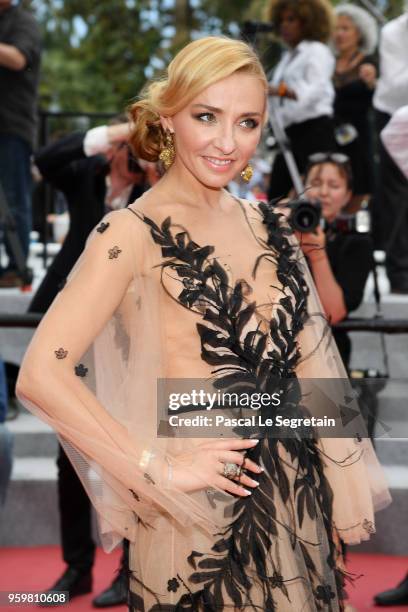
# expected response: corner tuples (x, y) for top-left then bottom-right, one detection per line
(250, 439), (259, 445)
(250, 479), (260, 487)
(257, 465), (264, 472)
(243, 488), (252, 496)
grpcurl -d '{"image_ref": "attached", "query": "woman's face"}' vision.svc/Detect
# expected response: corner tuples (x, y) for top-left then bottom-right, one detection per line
(162, 72), (265, 190)
(334, 15), (361, 54)
(279, 9), (303, 47)
(306, 163), (351, 222)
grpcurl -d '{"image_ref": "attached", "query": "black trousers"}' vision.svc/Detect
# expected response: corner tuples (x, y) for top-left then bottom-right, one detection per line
(374, 110), (408, 289)
(268, 115), (337, 200)
(57, 443), (96, 571)
(57, 444), (130, 572)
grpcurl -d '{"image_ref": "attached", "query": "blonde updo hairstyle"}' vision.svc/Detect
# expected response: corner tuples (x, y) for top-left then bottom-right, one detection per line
(129, 36), (268, 162)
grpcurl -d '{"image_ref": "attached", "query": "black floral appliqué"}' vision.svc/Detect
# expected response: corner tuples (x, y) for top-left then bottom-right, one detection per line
(362, 519), (375, 534)
(54, 348), (68, 360)
(270, 573), (284, 589)
(167, 577), (180, 593)
(316, 584), (336, 603)
(143, 473), (155, 485)
(108, 246), (122, 259)
(74, 364), (88, 377)
(97, 222), (110, 234)
(129, 488), (140, 502)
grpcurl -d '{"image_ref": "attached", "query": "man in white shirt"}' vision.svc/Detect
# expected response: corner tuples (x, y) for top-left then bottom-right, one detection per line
(373, 11), (408, 293)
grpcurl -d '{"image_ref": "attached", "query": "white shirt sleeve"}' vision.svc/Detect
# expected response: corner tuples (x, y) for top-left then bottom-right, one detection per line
(373, 16), (408, 114)
(381, 105), (408, 179)
(270, 42), (335, 127)
(291, 44), (335, 111)
(378, 31), (408, 101)
(83, 125), (110, 157)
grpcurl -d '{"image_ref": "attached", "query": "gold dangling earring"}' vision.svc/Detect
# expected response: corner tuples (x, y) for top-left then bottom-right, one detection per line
(159, 131), (175, 169)
(240, 163), (253, 183)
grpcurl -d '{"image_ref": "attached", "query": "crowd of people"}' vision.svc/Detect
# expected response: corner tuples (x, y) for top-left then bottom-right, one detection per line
(0, 0), (407, 610)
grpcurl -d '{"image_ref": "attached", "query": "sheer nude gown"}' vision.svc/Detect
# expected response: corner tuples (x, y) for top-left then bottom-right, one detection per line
(18, 195), (390, 611)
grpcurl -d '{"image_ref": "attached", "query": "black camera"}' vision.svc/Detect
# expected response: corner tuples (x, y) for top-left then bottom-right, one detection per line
(324, 210), (371, 234)
(286, 199), (322, 232)
(284, 199), (371, 234)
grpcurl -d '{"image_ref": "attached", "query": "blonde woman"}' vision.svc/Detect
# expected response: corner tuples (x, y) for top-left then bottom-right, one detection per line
(17, 37), (389, 610)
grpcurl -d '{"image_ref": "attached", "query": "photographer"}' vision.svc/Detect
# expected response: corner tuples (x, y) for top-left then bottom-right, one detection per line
(297, 152), (373, 368)
(0, 0), (41, 287)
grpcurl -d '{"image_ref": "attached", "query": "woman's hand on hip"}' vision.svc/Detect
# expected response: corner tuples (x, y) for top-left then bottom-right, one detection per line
(170, 438), (262, 496)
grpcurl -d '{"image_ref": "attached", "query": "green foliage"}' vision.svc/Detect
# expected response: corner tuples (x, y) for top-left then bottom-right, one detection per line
(31, 0), (162, 112)
(27, 0), (405, 114)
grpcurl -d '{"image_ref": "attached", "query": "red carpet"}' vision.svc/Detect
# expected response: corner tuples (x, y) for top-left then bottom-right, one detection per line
(0, 547), (406, 611)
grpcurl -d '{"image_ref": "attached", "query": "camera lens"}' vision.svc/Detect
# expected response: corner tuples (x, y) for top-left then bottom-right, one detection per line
(290, 201), (321, 232)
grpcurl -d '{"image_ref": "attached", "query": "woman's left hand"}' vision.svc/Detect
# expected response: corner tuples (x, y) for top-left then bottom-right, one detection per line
(268, 84), (297, 100)
(295, 226), (326, 260)
(359, 63), (377, 88)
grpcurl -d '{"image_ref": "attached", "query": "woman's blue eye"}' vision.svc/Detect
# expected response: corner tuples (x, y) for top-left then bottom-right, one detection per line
(194, 113), (215, 123)
(240, 118), (259, 129)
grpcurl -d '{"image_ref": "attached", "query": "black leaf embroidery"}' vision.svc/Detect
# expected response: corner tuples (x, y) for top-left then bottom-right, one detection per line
(316, 584), (336, 603)
(54, 348), (68, 360)
(143, 473), (155, 485)
(74, 364), (88, 377)
(108, 246), (122, 259)
(97, 221), (110, 233)
(167, 577), (180, 593)
(362, 519), (375, 534)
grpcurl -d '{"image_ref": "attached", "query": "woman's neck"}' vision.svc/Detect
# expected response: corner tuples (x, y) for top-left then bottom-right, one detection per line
(337, 47), (360, 62)
(156, 162), (226, 211)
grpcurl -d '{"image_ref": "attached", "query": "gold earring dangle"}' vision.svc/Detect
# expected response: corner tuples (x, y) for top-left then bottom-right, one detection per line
(159, 132), (175, 169)
(240, 163), (253, 183)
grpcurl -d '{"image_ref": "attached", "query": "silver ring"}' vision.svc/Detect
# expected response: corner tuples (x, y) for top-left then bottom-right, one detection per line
(222, 462), (241, 479)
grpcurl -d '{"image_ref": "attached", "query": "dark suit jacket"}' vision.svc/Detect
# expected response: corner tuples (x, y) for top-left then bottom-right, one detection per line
(29, 132), (143, 313)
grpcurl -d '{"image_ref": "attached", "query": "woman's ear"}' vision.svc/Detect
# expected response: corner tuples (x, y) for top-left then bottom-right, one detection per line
(160, 116), (174, 134)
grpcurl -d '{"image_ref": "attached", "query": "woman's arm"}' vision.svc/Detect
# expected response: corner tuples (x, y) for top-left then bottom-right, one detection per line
(16, 210), (141, 485)
(297, 228), (347, 324)
(17, 208), (261, 531)
(0, 42), (26, 70)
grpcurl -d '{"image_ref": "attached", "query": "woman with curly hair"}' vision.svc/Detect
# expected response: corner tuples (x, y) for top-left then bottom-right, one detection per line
(333, 4), (378, 203)
(266, 0), (338, 199)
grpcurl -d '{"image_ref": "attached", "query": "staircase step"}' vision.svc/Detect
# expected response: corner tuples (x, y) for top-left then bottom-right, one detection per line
(8, 412), (58, 458)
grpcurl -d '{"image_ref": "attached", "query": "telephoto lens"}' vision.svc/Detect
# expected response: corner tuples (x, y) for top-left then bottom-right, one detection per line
(287, 199), (322, 233)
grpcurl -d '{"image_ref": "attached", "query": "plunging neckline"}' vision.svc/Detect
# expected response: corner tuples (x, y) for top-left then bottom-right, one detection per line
(126, 198), (287, 331)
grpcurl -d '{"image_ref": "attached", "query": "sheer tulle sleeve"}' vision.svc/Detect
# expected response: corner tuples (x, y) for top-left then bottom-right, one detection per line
(293, 234), (391, 545)
(16, 209), (227, 551)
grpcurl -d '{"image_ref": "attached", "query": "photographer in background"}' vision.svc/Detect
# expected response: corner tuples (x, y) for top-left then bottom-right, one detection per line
(297, 153), (373, 369)
(0, 0), (41, 287)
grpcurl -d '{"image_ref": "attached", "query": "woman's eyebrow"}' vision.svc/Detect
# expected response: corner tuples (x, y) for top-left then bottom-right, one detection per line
(191, 103), (262, 117)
